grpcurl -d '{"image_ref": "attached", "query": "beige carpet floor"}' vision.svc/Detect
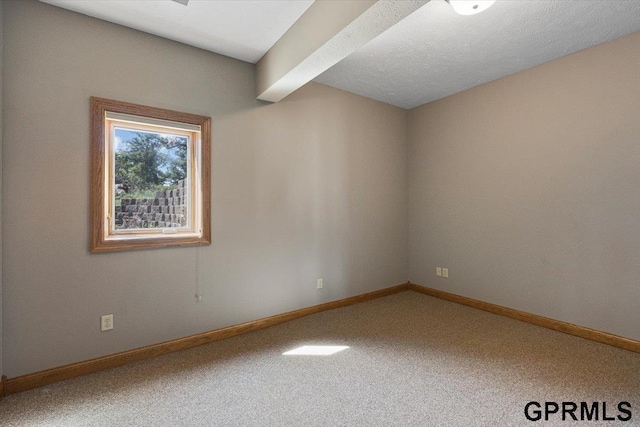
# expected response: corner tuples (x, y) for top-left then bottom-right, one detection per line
(1, 291), (639, 426)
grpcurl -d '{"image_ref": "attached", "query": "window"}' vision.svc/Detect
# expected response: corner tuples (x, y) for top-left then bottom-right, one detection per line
(90, 97), (211, 252)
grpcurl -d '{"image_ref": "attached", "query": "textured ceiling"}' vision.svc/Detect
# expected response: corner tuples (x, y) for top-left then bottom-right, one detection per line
(315, 0), (640, 109)
(40, 0), (640, 109)
(39, 0), (314, 63)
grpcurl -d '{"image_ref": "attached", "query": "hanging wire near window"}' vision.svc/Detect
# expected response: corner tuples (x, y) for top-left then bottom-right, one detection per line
(195, 231), (202, 302)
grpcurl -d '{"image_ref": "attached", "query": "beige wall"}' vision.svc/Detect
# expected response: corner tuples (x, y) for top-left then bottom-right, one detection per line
(408, 31), (640, 340)
(0, 0), (4, 377)
(2, 0), (408, 377)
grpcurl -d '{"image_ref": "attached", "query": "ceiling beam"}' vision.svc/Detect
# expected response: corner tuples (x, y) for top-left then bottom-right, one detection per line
(256, 0), (430, 103)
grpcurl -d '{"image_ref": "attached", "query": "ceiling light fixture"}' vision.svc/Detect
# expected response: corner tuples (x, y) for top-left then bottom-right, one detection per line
(446, 0), (495, 16)
(171, 0), (189, 6)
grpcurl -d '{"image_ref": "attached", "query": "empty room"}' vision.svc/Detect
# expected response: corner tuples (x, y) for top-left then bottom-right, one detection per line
(0, 0), (639, 425)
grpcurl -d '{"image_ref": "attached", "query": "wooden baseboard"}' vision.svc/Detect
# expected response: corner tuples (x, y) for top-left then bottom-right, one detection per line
(5, 283), (410, 396)
(408, 282), (640, 354)
(0, 375), (6, 401)
(5, 282), (636, 397)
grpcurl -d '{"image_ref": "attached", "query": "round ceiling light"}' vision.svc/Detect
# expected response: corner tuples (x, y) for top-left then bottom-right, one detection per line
(446, 0), (496, 16)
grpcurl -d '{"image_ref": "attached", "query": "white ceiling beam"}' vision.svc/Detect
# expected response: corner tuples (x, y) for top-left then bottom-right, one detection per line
(256, 0), (430, 103)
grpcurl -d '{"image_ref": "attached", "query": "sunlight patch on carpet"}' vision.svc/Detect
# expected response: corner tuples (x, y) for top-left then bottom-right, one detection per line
(283, 345), (349, 356)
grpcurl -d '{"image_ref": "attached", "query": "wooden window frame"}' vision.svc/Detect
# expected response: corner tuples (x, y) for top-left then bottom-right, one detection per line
(90, 97), (211, 252)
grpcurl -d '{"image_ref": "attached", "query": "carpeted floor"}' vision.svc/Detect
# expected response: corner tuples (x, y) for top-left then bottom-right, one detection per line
(1, 291), (639, 426)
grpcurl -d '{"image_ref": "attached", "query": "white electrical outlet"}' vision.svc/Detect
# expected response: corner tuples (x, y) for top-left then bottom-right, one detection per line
(436, 267), (442, 277)
(101, 314), (113, 331)
(442, 268), (449, 278)
(317, 278), (323, 289)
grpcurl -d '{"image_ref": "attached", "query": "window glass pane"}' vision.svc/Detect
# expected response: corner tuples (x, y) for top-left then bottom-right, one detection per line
(113, 127), (189, 230)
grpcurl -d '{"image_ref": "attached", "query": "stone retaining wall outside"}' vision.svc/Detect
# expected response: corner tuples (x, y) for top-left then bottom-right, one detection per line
(115, 180), (187, 229)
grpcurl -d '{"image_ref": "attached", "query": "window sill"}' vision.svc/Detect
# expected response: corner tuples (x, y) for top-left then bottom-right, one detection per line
(91, 233), (210, 253)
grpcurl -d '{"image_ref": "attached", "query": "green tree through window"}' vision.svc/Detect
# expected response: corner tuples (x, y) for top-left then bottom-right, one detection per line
(114, 131), (187, 197)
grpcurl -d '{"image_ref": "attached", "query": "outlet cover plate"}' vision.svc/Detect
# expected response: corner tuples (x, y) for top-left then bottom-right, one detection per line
(101, 314), (113, 331)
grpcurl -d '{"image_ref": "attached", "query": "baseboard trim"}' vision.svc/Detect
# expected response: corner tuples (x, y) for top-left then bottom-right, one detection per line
(408, 282), (640, 354)
(0, 375), (6, 401)
(5, 282), (409, 396)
